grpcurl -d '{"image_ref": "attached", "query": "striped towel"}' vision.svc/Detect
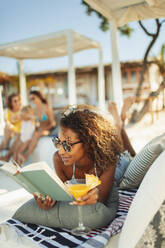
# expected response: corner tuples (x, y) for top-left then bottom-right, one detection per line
(5, 189), (137, 248)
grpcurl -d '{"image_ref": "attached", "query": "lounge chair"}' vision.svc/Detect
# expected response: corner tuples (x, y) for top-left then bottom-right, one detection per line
(0, 133), (165, 247)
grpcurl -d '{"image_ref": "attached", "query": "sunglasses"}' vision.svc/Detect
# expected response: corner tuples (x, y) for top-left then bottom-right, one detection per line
(52, 137), (82, 152)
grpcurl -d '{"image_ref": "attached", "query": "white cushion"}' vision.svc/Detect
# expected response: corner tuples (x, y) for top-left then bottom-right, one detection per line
(118, 150), (165, 248)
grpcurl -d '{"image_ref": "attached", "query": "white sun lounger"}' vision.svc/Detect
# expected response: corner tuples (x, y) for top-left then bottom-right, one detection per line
(0, 150), (165, 247)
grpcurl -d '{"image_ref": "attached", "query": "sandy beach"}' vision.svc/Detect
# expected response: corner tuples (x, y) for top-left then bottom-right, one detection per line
(126, 109), (165, 153)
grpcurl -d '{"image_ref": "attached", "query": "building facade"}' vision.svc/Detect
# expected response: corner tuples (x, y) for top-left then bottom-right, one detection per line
(1, 60), (162, 109)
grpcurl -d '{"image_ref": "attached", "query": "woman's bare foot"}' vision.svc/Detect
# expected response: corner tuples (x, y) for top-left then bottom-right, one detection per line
(120, 96), (136, 123)
(108, 101), (123, 131)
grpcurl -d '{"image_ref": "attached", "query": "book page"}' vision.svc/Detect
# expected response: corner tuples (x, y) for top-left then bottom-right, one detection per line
(0, 162), (18, 175)
(20, 161), (68, 192)
(20, 170), (73, 201)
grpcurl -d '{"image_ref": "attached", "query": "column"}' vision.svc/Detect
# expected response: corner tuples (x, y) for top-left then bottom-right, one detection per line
(109, 21), (123, 113)
(98, 47), (105, 110)
(67, 31), (76, 105)
(19, 59), (28, 106)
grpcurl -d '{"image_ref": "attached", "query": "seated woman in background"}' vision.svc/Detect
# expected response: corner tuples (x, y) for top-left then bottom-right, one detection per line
(18, 90), (56, 165)
(0, 93), (21, 151)
(13, 104), (124, 230)
(2, 105), (36, 163)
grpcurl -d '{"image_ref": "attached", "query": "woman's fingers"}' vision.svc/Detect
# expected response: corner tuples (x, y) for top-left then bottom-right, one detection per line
(33, 194), (55, 210)
(76, 188), (99, 206)
(44, 195), (56, 208)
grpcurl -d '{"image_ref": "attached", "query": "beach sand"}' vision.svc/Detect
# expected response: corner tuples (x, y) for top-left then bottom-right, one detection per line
(126, 109), (165, 153)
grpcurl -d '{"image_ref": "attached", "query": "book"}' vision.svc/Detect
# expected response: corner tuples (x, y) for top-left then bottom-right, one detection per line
(0, 161), (73, 201)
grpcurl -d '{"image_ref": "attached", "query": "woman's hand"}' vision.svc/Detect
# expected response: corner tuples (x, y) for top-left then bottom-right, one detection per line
(33, 193), (56, 210)
(70, 188), (99, 206)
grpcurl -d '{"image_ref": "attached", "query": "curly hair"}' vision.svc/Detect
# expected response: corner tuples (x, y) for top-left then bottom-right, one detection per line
(60, 104), (124, 170)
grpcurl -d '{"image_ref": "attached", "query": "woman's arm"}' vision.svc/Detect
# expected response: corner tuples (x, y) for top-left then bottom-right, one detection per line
(39, 105), (56, 133)
(46, 105), (56, 129)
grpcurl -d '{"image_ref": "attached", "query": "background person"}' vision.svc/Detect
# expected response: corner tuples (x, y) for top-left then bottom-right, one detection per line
(0, 93), (21, 151)
(16, 105), (36, 164)
(0, 105), (36, 163)
(17, 90), (56, 164)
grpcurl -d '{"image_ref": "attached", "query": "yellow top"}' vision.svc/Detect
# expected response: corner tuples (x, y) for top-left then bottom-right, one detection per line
(5, 109), (21, 133)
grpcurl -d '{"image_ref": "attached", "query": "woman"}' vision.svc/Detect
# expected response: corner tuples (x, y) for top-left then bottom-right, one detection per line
(17, 90), (56, 164)
(13, 104), (123, 230)
(0, 93), (21, 151)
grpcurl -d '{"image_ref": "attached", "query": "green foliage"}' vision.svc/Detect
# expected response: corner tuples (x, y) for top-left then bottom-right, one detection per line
(160, 44), (165, 63)
(118, 25), (134, 37)
(81, 0), (109, 31)
(81, 0), (134, 36)
(157, 43), (165, 75)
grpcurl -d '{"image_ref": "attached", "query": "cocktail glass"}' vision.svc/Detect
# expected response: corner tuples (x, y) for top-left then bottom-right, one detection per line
(66, 179), (91, 235)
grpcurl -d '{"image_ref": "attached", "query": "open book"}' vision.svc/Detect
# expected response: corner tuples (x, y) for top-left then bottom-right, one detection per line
(0, 161), (73, 201)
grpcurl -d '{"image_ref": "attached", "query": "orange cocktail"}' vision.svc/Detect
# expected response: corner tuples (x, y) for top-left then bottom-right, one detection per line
(66, 176), (101, 235)
(68, 184), (90, 201)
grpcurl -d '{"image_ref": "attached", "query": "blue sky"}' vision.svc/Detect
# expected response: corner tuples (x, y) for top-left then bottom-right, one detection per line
(1, 0), (165, 74)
